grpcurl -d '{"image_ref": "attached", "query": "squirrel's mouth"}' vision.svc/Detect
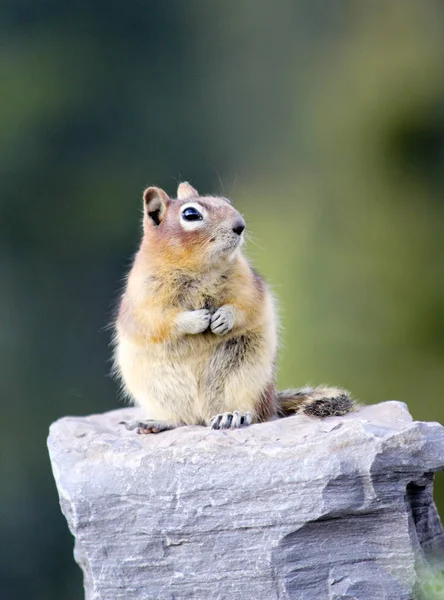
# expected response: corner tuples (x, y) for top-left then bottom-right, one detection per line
(219, 234), (243, 253)
(207, 229), (243, 257)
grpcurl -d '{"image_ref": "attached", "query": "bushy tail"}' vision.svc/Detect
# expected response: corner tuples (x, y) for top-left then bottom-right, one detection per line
(276, 385), (356, 418)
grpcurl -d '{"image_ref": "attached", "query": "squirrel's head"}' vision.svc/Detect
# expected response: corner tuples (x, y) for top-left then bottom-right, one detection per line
(141, 182), (246, 269)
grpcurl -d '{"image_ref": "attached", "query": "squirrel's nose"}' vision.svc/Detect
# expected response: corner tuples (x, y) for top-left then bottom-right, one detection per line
(232, 219), (246, 236)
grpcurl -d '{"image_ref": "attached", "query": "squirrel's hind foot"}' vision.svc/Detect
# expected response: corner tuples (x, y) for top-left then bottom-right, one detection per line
(120, 419), (177, 434)
(210, 410), (252, 430)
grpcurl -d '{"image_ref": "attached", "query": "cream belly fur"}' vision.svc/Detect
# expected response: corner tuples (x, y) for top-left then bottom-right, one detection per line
(117, 322), (277, 425)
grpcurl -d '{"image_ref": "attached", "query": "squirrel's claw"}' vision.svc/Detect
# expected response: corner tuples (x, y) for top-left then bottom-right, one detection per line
(210, 306), (234, 335)
(209, 410), (252, 430)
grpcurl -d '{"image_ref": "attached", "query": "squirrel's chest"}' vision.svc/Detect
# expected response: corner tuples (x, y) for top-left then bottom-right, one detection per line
(174, 277), (227, 312)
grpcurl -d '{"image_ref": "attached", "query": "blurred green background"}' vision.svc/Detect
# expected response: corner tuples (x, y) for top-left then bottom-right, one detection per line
(1, 1), (444, 598)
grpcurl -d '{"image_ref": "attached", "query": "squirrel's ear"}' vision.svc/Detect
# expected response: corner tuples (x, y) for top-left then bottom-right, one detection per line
(143, 187), (170, 227)
(177, 181), (198, 200)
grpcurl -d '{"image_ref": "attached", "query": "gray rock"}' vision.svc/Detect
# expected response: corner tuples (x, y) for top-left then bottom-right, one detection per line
(47, 402), (444, 600)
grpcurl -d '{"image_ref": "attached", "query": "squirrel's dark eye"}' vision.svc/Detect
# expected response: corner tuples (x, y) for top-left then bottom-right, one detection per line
(181, 207), (203, 222)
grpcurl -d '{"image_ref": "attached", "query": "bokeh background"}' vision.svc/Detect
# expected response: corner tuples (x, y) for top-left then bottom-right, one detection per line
(2, 1), (444, 598)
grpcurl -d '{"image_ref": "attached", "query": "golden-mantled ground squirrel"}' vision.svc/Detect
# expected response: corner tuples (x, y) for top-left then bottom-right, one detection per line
(113, 182), (355, 433)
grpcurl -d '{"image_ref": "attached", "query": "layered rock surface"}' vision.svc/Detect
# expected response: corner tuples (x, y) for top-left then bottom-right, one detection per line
(48, 402), (444, 600)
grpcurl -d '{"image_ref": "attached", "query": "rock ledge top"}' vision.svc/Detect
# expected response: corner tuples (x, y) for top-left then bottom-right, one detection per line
(48, 402), (444, 600)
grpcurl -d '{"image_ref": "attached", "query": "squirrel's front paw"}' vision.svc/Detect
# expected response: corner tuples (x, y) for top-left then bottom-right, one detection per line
(176, 309), (211, 335)
(210, 306), (234, 335)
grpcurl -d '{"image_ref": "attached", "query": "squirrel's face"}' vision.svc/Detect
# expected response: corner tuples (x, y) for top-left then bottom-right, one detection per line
(141, 182), (246, 267)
